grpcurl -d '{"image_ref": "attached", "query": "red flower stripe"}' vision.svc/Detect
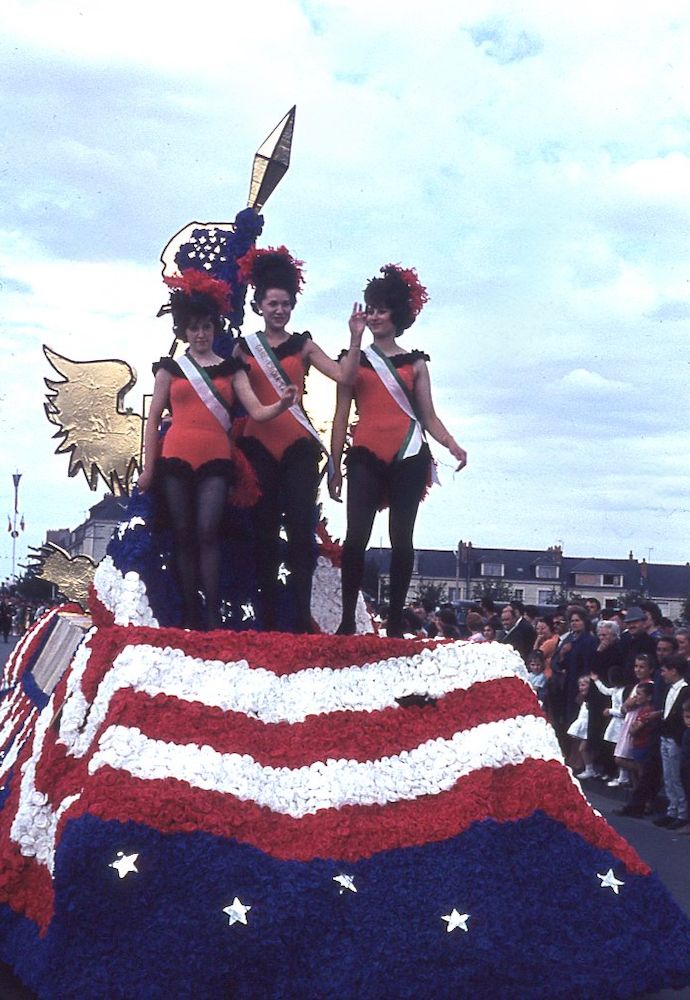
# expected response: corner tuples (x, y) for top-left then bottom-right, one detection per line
(80, 623), (456, 683)
(0, 840), (54, 932)
(64, 677), (541, 770)
(0, 773), (55, 930)
(60, 758), (648, 876)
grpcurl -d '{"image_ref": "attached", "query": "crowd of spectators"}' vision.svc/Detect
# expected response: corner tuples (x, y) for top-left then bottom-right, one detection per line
(0, 600), (49, 641)
(389, 595), (690, 835)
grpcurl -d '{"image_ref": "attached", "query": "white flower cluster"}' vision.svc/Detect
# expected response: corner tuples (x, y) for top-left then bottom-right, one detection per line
(93, 557), (158, 628)
(7, 630), (562, 871)
(54, 636), (542, 760)
(310, 556), (373, 634)
(10, 687), (81, 872)
(89, 713), (561, 819)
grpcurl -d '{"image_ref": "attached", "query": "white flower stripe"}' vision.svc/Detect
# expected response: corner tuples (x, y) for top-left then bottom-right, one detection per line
(88, 714), (561, 818)
(57, 639), (528, 759)
(10, 688), (81, 872)
(93, 557), (158, 628)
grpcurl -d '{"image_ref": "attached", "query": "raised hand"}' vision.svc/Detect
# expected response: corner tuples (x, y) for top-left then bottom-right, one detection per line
(348, 302), (367, 341)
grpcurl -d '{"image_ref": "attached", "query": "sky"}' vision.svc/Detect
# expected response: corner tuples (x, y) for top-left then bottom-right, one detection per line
(2, 0), (690, 585)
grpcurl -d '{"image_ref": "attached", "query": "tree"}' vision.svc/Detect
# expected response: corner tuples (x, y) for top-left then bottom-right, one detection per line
(415, 579), (447, 608)
(472, 579), (513, 603)
(619, 589), (645, 609)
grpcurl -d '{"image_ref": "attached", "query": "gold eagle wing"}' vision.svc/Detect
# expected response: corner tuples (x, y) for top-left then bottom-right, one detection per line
(44, 346), (143, 495)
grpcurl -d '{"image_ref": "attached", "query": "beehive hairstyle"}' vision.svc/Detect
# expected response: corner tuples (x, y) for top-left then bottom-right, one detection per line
(363, 264), (428, 333)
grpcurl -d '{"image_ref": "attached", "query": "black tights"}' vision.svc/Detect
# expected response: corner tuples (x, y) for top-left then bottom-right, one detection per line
(161, 472), (229, 630)
(338, 451), (428, 637)
(241, 439), (320, 633)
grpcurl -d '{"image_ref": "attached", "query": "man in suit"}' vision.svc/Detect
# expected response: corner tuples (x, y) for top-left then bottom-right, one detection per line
(499, 602), (535, 664)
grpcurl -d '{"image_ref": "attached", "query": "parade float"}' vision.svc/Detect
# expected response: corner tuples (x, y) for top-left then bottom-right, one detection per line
(1, 110), (689, 999)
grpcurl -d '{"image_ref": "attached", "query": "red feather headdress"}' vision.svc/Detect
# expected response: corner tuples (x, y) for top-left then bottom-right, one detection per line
(237, 245), (305, 296)
(380, 264), (429, 319)
(163, 269), (232, 314)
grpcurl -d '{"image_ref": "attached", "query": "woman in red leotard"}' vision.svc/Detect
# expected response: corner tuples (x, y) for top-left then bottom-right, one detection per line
(138, 271), (296, 630)
(233, 247), (363, 633)
(329, 264), (467, 637)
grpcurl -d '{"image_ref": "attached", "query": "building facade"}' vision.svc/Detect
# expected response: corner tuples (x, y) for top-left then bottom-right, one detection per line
(46, 495), (127, 564)
(366, 542), (690, 621)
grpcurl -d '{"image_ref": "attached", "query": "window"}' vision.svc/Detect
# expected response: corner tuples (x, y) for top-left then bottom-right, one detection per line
(513, 589), (524, 600)
(575, 572), (623, 588)
(538, 589), (555, 604)
(536, 564), (559, 579)
(481, 562), (504, 577)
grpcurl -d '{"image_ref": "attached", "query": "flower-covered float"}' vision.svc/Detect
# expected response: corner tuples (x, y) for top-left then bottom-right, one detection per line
(3, 109), (690, 999)
(1, 583), (690, 998)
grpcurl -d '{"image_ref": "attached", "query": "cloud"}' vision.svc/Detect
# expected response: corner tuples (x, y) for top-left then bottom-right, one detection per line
(553, 368), (632, 395)
(3, 0), (690, 569)
(467, 19), (543, 63)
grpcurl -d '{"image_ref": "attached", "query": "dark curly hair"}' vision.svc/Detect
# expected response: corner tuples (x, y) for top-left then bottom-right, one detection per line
(363, 266), (415, 332)
(169, 290), (224, 341)
(252, 251), (300, 310)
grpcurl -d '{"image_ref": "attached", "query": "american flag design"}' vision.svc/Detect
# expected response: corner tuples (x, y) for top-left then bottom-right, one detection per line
(1, 610), (689, 999)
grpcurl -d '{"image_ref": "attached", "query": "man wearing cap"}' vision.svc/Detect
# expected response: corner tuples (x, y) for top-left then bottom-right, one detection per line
(621, 606), (658, 686)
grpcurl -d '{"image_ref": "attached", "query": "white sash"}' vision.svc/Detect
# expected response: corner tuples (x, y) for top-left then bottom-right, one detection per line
(244, 332), (333, 475)
(176, 353), (231, 433)
(362, 345), (440, 484)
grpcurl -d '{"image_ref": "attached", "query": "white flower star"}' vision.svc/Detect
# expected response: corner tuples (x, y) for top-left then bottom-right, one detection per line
(277, 563), (291, 585)
(442, 909), (470, 933)
(333, 873), (357, 894)
(109, 852), (139, 879)
(241, 603), (255, 621)
(597, 869), (624, 894)
(223, 897), (251, 925)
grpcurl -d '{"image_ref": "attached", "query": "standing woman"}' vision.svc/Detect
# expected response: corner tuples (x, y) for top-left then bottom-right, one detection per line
(330, 264), (467, 637)
(235, 246), (362, 632)
(138, 271), (297, 631)
(559, 607), (598, 726)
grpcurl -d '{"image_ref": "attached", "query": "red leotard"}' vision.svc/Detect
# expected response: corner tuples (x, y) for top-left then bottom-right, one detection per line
(348, 350), (430, 464)
(238, 333), (313, 462)
(153, 356), (246, 471)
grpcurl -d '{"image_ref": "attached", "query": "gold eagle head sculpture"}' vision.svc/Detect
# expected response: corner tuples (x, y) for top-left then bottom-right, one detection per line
(28, 542), (96, 610)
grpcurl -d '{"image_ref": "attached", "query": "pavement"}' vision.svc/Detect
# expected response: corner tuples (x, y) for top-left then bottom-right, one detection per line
(0, 637), (688, 998)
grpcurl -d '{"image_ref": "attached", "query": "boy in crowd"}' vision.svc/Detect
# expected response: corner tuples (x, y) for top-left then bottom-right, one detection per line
(652, 655), (689, 830)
